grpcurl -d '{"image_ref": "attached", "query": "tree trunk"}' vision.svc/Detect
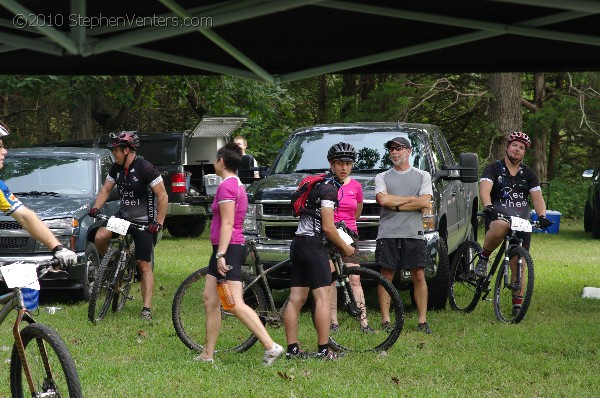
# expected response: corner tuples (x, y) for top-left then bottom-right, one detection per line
(317, 75), (327, 124)
(72, 93), (94, 140)
(488, 73), (522, 161)
(340, 74), (356, 120)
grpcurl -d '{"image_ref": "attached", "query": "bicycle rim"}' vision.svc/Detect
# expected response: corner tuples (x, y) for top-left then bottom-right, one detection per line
(88, 247), (118, 323)
(172, 268), (267, 354)
(328, 267), (404, 352)
(494, 246), (534, 323)
(10, 323), (82, 398)
(448, 241), (482, 313)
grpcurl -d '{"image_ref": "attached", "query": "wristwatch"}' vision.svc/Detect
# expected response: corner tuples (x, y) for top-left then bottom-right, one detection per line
(215, 252), (226, 260)
(395, 205), (400, 212)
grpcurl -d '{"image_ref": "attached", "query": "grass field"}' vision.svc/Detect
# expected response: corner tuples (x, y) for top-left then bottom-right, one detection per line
(1, 221), (599, 397)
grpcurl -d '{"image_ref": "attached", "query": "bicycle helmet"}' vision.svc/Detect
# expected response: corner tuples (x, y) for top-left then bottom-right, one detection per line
(0, 121), (10, 137)
(327, 142), (356, 162)
(107, 131), (140, 150)
(507, 131), (531, 148)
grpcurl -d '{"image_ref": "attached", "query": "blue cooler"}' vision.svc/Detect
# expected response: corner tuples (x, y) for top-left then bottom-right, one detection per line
(531, 210), (561, 234)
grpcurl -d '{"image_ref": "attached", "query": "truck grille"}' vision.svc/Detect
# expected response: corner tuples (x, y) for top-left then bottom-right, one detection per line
(262, 204), (293, 217)
(265, 226), (297, 240)
(362, 203), (380, 216)
(357, 225), (379, 240)
(0, 237), (29, 249)
(0, 221), (23, 230)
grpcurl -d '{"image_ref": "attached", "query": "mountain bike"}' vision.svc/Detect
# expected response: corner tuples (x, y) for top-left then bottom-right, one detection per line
(0, 257), (83, 397)
(88, 214), (146, 323)
(172, 223), (404, 354)
(448, 211), (544, 323)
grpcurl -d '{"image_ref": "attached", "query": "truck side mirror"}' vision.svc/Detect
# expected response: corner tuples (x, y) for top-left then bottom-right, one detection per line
(436, 152), (478, 183)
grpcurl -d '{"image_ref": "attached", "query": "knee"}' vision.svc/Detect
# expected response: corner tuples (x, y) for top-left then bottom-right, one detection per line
(349, 274), (360, 287)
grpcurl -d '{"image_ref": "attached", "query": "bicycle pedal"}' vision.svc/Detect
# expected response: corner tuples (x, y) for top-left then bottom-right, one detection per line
(127, 295), (134, 300)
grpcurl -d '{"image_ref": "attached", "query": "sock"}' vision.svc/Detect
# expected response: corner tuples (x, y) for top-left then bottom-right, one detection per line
(512, 295), (523, 307)
(142, 306), (151, 312)
(287, 343), (299, 355)
(317, 344), (329, 355)
(481, 248), (492, 259)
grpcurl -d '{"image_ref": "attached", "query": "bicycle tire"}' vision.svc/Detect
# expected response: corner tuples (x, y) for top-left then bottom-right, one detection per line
(172, 267), (268, 354)
(112, 252), (136, 312)
(328, 266), (404, 352)
(448, 240), (482, 313)
(10, 323), (82, 398)
(493, 246), (534, 323)
(88, 247), (119, 323)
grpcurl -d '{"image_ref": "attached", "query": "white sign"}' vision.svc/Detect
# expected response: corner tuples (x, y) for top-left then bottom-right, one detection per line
(0, 262), (40, 289)
(337, 228), (354, 245)
(510, 216), (532, 233)
(106, 216), (131, 235)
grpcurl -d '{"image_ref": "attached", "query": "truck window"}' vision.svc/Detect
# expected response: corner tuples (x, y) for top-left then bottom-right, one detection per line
(137, 140), (181, 165)
(272, 130), (430, 174)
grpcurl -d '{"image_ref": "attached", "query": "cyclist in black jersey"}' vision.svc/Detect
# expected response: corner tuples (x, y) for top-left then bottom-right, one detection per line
(475, 132), (552, 312)
(0, 122), (77, 268)
(89, 131), (168, 320)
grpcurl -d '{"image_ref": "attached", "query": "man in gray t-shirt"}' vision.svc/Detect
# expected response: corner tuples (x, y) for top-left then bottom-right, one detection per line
(374, 136), (433, 334)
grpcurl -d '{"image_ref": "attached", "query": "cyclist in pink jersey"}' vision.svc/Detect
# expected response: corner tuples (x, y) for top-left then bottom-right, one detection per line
(196, 142), (284, 365)
(328, 143), (374, 334)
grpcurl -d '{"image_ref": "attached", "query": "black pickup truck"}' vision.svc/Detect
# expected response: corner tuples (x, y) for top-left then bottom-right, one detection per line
(239, 122), (479, 310)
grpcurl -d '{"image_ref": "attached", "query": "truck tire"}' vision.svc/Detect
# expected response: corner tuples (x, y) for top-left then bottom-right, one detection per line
(166, 216), (207, 238)
(584, 201), (592, 233)
(592, 207), (600, 239)
(426, 238), (450, 310)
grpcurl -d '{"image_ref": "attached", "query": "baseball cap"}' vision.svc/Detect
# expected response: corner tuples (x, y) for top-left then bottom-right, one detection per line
(385, 136), (411, 149)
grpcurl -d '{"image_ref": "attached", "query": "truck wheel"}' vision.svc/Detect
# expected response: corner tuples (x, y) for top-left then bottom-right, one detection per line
(584, 201), (592, 232)
(166, 217), (207, 238)
(81, 242), (100, 301)
(426, 238), (450, 310)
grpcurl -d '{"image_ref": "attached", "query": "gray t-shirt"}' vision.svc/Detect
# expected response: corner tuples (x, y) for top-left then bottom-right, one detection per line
(374, 167), (433, 240)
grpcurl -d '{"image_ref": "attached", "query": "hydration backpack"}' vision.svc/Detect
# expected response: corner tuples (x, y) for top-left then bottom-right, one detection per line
(290, 174), (327, 217)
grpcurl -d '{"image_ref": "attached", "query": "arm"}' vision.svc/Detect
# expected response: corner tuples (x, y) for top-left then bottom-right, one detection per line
(216, 200), (235, 276)
(354, 201), (363, 221)
(92, 179), (116, 210)
(530, 189), (547, 217)
(11, 206), (62, 251)
(151, 181), (168, 225)
(322, 206), (355, 257)
(479, 180), (493, 208)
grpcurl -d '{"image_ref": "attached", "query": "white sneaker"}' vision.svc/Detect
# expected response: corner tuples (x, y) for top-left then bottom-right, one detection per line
(263, 343), (284, 366)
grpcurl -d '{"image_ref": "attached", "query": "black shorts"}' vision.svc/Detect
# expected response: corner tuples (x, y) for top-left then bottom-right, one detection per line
(290, 235), (331, 289)
(104, 214), (156, 262)
(376, 238), (430, 270)
(206, 244), (245, 282)
(484, 218), (531, 250)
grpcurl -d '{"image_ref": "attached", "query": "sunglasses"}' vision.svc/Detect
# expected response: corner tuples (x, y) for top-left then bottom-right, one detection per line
(389, 145), (407, 152)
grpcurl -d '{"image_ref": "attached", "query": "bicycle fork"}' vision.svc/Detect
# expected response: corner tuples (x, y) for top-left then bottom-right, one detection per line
(332, 257), (361, 318)
(13, 308), (50, 395)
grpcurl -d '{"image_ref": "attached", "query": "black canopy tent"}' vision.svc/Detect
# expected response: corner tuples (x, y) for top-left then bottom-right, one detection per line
(0, 0), (599, 82)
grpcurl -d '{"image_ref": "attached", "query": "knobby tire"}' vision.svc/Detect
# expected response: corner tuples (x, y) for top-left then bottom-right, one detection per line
(493, 246), (534, 323)
(88, 247), (119, 323)
(9, 323), (82, 398)
(448, 240), (482, 313)
(172, 267), (267, 354)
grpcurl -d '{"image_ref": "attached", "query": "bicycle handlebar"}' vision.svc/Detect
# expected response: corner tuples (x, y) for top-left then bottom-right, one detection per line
(0, 253), (86, 284)
(93, 213), (149, 232)
(476, 211), (551, 230)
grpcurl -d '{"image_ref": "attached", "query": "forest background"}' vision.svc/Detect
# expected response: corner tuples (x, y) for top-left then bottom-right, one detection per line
(2, 72), (599, 220)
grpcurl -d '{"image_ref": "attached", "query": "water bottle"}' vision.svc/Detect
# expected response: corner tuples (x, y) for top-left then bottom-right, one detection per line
(216, 279), (235, 310)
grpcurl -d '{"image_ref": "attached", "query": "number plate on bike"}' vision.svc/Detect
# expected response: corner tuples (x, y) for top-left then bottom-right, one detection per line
(337, 228), (354, 245)
(510, 216), (532, 232)
(106, 217), (131, 235)
(0, 262), (40, 289)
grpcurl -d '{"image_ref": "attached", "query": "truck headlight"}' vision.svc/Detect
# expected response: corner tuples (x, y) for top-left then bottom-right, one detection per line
(34, 218), (78, 252)
(243, 204), (257, 233)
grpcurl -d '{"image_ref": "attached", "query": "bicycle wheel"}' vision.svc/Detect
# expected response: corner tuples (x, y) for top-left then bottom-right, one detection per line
(328, 266), (404, 352)
(494, 246), (534, 323)
(448, 240), (482, 313)
(10, 323), (82, 398)
(172, 267), (267, 354)
(112, 252), (136, 312)
(88, 247), (119, 323)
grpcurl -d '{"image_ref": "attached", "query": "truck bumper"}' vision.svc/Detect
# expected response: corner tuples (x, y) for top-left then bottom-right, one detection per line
(167, 203), (207, 216)
(0, 253), (87, 291)
(244, 231), (441, 290)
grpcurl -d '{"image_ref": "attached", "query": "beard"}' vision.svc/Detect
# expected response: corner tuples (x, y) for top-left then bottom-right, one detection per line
(391, 152), (408, 167)
(505, 149), (522, 165)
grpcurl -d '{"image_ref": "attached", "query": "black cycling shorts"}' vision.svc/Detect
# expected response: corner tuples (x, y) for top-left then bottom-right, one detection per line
(104, 214), (156, 262)
(484, 218), (531, 250)
(376, 238), (430, 271)
(290, 235), (331, 289)
(206, 244), (245, 282)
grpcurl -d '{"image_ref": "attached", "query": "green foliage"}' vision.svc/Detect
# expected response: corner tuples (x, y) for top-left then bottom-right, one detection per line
(544, 165), (589, 220)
